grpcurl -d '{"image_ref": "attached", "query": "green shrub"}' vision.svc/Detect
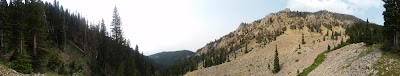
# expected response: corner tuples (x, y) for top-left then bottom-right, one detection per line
(11, 52), (33, 74)
(47, 56), (64, 73)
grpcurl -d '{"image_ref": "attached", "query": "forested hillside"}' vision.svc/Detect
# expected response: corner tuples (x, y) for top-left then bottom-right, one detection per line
(0, 0), (154, 75)
(149, 50), (194, 69)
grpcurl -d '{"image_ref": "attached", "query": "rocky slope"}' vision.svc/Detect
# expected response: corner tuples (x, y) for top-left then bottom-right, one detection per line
(184, 8), (380, 76)
(195, 8), (360, 56)
(186, 25), (348, 76)
(194, 8), (360, 65)
(309, 43), (382, 76)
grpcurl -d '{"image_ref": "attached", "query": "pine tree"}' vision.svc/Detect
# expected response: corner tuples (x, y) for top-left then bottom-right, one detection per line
(11, 50), (33, 74)
(45, 0), (66, 50)
(0, 0), (9, 55)
(272, 45), (280, 73)
(327, 45), (331, 52)
(10, 1), (32, 71)
(331, 30), (334, 40)
(382, 0), (400, 52)
(27, 0), (47, 56)
(26, 0), (49, 72)
(100, 19), (107, 37)
(12, 0), (29, 62)
(302, 33), (306, 44)
(111, 6), (123, 43)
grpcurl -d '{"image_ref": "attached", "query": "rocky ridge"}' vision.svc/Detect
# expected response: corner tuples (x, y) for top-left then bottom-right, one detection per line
(186, 9), (372, 76)
(193, 8), (362, 70)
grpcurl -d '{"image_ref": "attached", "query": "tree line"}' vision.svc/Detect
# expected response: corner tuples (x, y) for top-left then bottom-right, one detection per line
(346, 20), (384, 45)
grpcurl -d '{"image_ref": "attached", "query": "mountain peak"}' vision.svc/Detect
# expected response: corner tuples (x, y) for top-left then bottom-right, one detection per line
(281, 8), (291, 13)
(195, 9), (365, 62)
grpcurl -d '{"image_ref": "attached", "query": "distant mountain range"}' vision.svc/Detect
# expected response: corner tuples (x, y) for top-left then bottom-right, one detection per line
(149, 50), (194, 69)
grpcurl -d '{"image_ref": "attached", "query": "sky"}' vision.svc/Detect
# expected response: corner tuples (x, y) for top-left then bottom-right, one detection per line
(41, 0), (385, 55)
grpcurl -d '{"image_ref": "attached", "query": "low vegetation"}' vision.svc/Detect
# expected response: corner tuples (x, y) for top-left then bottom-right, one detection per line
(331, 40), (350, 51)
(298, 52), (326, 76)
(358, 43), (382, 57)
(373, 51), (400, 76)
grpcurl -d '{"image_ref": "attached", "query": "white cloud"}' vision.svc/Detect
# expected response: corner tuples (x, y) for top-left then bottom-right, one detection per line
(286, 0), (383, 15)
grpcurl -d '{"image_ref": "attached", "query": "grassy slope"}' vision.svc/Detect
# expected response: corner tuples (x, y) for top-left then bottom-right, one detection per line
(42, 41), (90, 76)
(297, 52), (326, 76)
(373, 50), (400, 76)
(58, 41), (91, 75)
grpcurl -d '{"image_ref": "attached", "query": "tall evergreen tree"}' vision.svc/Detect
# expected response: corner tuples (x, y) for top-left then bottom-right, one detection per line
(111, 6), (123, 43)
(0, 0), (9, 55)
(302, 33), (306, 44)
(272, 45), (280, 73)
(100, 19), (107, 37)
(382, 0), (400, 52)
(26, 0), (47, 56)
(26, 0), (49, 72)
(12, 0), (28, 57)
(9, 0), (33, 74)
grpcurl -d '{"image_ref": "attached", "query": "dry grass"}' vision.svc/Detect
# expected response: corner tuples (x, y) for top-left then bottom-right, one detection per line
(373, 51), (400, 76)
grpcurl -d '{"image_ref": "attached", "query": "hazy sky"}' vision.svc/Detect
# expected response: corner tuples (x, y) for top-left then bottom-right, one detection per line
(42, 0), (384, 55)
